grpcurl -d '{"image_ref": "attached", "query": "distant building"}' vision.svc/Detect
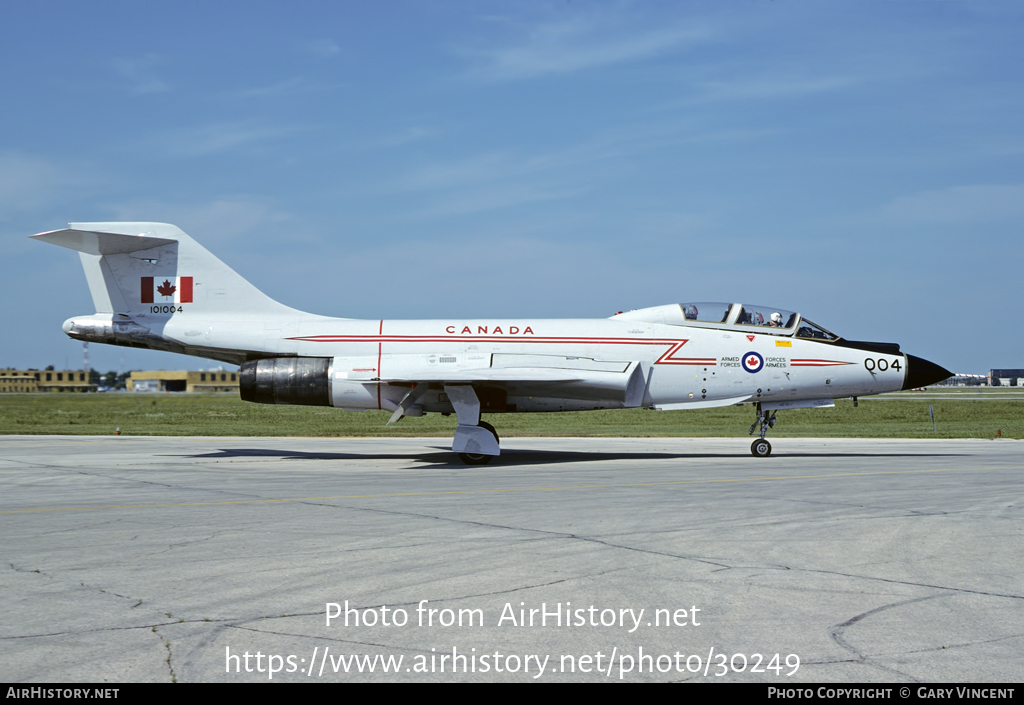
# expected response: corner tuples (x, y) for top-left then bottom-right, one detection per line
(989, 369), (1024, 387)
(0, 369), (96, 393)
(936, 373), (987, 386)
(128, 370), (239, 393)
(0, 371), (39, 393)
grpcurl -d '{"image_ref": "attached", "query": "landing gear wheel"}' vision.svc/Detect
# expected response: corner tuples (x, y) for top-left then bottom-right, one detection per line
(458, 421), (499, 465)
(478, 420), (499, 442)
(751, 439), (772, 457)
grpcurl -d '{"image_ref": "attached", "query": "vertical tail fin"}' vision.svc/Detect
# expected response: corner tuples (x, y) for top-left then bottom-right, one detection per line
(32, 222), (302, 364)
(32, 222), (293, 317)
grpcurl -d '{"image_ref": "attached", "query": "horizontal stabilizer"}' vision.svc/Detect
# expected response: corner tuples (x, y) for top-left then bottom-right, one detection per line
(31, 228), (177, 255)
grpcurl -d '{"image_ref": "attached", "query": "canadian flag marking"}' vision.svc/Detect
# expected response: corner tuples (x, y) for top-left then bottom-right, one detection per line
(141, 277), (193, 304)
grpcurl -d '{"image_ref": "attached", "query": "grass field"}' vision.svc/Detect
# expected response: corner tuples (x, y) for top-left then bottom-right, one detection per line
(0, 389), (1020, 439)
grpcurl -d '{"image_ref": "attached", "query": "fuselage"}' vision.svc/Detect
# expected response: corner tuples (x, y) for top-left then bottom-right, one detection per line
(63, 298), (929, 418)
(90, 308), (905, 414)
(303, 317), (903, 412)
(39, 223), (953, 461)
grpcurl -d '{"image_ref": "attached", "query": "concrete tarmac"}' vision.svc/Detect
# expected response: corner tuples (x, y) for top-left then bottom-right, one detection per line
(1, 435), (1021, 683)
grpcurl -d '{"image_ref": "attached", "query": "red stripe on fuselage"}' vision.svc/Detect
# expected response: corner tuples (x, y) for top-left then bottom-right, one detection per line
(289, 334), (714, 365)
(377, 320), (383, 410)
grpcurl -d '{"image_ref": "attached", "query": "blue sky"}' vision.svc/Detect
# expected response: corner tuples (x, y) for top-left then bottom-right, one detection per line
(2, 1), (1022, 374)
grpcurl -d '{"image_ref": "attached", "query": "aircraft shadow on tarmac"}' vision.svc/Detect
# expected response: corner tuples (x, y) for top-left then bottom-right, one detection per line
(164, 447), (962, 467)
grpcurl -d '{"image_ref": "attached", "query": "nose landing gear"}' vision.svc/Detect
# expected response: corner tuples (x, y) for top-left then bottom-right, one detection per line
(750, 438), (772, 457)
(748, 404), (777, 457)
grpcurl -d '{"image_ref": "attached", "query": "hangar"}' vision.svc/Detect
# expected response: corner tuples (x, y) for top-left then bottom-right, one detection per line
(127, 370), (239, 393)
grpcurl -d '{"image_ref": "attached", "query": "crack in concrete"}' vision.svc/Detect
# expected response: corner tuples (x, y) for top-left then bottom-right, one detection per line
(284, 497), (1024, 593)
(862, 631), (1024, 661)
(1, 620), (200, 640)
(1, 458), (295, 505)
(1, 458), (186, 489)
(828, 594), (944, 682)
(799, 566), (1023, 600)
(6, 561), (154, 631)
(143, 528), (234, 558)
(294, 500), (1024, 599)
(226, 623), (434, 657)
(151, 625), (177, 683)
(26, 517), (127, 537)
(8, 561), (49, 578)
(293, 500), (735, 569)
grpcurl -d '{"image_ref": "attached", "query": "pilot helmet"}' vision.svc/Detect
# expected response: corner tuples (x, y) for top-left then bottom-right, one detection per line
(771, 312), (782, 323)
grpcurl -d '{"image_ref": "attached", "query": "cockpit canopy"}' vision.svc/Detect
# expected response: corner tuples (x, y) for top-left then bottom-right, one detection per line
(612, 302), (839, 341)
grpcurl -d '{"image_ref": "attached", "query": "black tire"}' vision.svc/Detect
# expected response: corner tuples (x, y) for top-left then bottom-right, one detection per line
(478, 420), (499, 442)
(751, 439), (772, 457)
(457, 422), (498, 465)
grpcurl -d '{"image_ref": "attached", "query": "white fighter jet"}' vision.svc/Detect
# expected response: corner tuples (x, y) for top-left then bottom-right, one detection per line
(34, 222), (952, 463)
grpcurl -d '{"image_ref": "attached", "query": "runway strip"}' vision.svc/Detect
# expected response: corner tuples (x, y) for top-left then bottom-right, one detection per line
(2, 436), (1021, 683)
(1, 465), (1015, 515)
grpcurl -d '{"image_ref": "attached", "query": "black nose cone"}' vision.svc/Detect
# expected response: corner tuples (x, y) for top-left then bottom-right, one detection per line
(902, 354), (953, 390)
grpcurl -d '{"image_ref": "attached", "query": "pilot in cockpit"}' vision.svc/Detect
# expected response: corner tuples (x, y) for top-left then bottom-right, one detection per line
(768, 312), (783, 327)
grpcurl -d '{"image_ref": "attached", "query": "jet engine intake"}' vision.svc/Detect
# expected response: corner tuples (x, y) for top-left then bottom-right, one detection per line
(240, 357), (332, 406)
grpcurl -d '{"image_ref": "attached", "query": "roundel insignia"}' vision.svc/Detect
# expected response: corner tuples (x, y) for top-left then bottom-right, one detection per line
(742, 351), (764, 373)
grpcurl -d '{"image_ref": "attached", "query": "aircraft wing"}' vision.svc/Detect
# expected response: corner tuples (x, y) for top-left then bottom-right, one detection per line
(654, 395), (752, 410)
(340, 353), (645, 400)
(382, 361), (646, 404)
(379, 367), (595, 383)
(367, 356), (649, 423)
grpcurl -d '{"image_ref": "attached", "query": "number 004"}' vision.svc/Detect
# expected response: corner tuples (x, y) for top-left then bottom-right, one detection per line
(864, 357), (902, 372)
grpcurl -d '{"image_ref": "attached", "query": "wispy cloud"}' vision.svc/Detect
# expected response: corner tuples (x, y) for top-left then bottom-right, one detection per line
(227, 77), (331, 100)
(106, 196), (290, 243)
(306, 39), (341, 58)
(111, 55), (170, 94)
(380, 115), (774, 218)
(0, 154), (63, 212)
(372, 126), (435, 149)
(458, 16), (710, 82)
(151, 121), (297, 158)
(878, 184), (1024, 224)
(316, 232), (631, 318)
(421, 182), (587, 218)
(394, 151), (523, 192)
(694, 74), (861, 102)
(385, 146), (603, 217)
(0, 153), (101, 218)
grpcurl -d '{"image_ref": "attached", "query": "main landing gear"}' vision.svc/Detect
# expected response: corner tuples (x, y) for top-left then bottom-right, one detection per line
(388, 383), (502, 465)
(446, 385), (501, 465)
(748, 404), (777, 458)
(459, 421), (499, 465)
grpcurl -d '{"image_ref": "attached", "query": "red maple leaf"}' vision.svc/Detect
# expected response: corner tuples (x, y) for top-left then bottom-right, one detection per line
(157, 280), (176, 298)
